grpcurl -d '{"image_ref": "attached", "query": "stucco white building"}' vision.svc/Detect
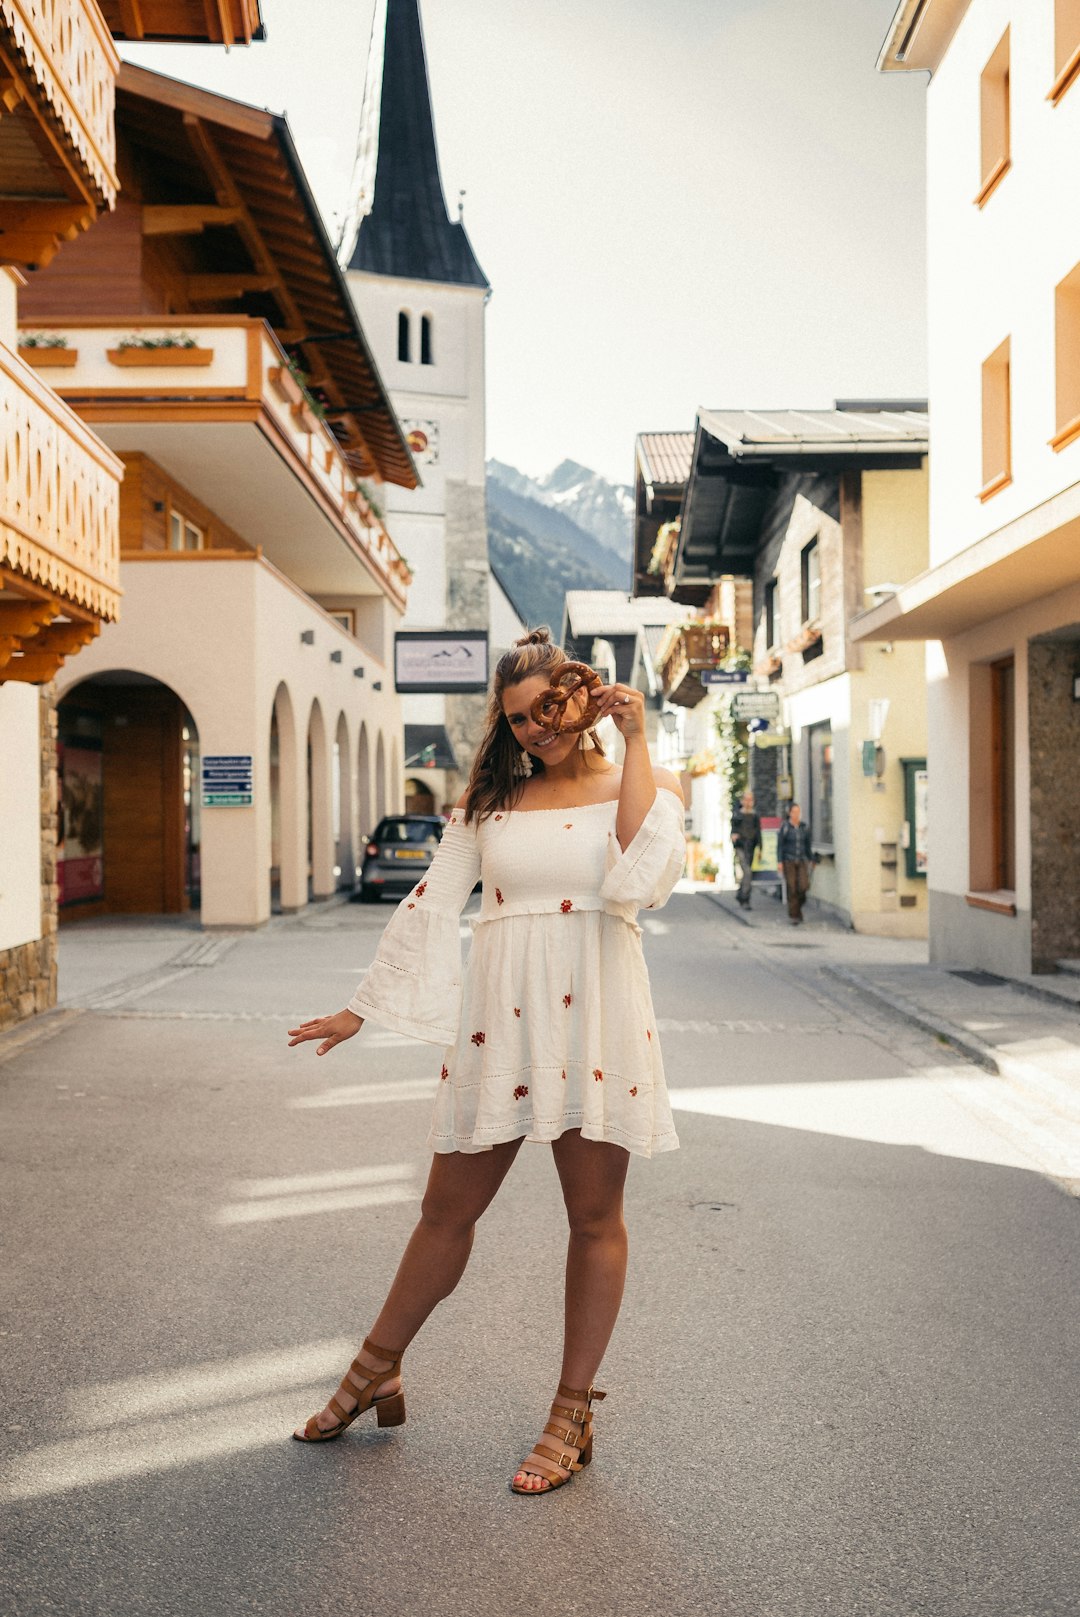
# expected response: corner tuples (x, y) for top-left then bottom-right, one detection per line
(856, 1), (1080, 971)
(344, 0), (492, 810)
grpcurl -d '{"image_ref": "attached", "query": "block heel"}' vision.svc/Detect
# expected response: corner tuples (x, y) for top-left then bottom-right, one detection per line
(292, 1337), (405, 1444)
(375, 1390), (406, 1428)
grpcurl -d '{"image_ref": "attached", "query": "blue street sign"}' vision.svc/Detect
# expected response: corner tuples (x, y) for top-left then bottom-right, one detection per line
(701, 669), (750, 686)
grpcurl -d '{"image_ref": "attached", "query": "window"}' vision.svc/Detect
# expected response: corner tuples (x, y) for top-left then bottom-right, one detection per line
(807, 722), (834, 851)
(991, 657), (1016, 891)
(168, 510), (204, 551)
(1052, 0), (1080, 102)
(764, 579), (777, 648)
(1052, 262), (1080, 451)
(800, 539), (821, 624)
(397, 310), (411, 363)
(980, 337), (1012, 500)
(420, 313), (434, 366)
(977, 28), (1011, 207)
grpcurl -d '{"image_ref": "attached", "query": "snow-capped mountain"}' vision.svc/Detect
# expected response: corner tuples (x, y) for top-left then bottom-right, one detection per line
(487, 458), (633, 563)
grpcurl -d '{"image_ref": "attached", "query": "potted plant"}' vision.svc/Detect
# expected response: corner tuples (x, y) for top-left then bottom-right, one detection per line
(699, 858), (719, 883)
(108, 332), (213, 367)
(18, 333), (77, 368)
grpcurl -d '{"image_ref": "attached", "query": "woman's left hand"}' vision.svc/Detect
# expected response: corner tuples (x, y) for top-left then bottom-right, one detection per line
(594, 683), (646, 739)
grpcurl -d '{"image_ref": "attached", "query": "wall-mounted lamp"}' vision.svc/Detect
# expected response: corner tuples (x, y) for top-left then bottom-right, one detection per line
(330, 650), (342, 664)
(300, 629), (314, 645)
(353, 666), (365, 679)
(659, 710), (679, 735)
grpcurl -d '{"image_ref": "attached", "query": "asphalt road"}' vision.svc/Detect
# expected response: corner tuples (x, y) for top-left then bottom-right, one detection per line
(2, 894), (1078, 1617)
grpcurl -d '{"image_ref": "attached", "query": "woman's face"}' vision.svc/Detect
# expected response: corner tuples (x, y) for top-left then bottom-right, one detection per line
(501, 673), (586, 767)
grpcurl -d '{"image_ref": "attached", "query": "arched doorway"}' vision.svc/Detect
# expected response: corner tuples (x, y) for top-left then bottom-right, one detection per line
(58, 672), (200, 916)
(404, 776), (436, 815)
(356, 722), (372, 843)
(334, 711), (353, 890)
(270, 682), (301, 913)
(375, 731), (387, 824)
(307, 699), (334, 899)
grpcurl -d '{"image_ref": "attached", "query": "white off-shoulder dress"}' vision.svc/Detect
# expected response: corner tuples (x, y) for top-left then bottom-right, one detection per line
(347, 787), (685, 1159)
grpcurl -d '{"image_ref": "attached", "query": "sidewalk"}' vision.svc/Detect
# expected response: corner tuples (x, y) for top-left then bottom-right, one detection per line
(704, 884), (1080, 1131)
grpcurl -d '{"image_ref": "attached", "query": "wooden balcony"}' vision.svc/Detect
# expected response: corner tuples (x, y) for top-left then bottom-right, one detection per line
(23, 315), (412, 606)
(1, 337), (122, 681)
(656, 620), (730, 707)
(98, 0), (263, 44)
(0, 0), (120, 267)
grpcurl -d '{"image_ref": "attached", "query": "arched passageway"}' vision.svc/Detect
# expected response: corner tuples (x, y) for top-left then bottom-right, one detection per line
(270, 682), (302, 913)
(357, 722), (372, 842)
(334, 711), (353, 890)
(307, 699), (334, 899)
(57, 671), (199, 916)
(375, 731), (387, 825)
(404, 775), (436, 815)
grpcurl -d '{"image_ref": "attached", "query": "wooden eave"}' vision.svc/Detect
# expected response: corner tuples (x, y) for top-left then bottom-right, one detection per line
(114, 64), (417, 489)
(99, 0), (264, 44)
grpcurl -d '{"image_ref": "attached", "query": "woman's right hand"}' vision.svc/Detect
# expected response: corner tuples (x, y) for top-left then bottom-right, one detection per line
(287, 1008), (363, 1056)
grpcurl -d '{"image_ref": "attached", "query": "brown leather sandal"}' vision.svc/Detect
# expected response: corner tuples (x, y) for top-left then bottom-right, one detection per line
(510, 1382), (606, 1496)
(292, 1337), (406, 1443)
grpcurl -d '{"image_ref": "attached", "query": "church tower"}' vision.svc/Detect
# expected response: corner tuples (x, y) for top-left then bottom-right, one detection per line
(344, 0), (491, 812)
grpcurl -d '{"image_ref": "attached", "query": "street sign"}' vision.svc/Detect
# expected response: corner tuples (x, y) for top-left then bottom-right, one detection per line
(701, 669), (750, 687)
(203, 754), (253, 806)
(731, 690), (781, 723)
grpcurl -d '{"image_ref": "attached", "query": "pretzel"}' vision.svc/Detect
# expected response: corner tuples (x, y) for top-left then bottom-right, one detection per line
(529, 662), (604, 735)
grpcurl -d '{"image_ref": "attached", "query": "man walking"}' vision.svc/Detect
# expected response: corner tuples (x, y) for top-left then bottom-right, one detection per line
(778, 802), (814, 924)
(731, 790), (762, 909)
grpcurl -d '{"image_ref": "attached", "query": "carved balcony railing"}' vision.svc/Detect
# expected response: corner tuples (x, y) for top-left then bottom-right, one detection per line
(23, 316), (413, 606)
(0, 0), (119, 215)
(1, 339), (121, 681)
(656, 620), (730, 707)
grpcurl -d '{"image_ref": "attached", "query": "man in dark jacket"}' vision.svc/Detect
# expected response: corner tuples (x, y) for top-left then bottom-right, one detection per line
(730, 790), (762, 908)
(777, 802), (814, 924)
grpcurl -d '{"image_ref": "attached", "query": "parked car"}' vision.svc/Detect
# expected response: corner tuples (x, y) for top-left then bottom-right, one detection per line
(353, 814), (447, 902)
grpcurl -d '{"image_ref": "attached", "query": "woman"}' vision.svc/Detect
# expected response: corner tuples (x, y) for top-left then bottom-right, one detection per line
(288, 628), (685, 1495)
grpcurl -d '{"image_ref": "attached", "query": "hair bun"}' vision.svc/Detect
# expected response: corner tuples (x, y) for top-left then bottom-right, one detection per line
(514, 626), (552, 647)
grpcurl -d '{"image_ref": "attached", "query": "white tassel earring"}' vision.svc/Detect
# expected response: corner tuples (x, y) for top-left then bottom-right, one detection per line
(519, 747), (533, 779)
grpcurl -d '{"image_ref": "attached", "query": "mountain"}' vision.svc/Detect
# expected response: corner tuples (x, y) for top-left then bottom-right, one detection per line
(488, 458), (634, 561)
(486, 458), (633, 631)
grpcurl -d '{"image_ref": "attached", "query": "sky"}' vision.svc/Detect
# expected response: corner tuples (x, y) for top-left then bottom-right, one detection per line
(121, 0), (929, 487)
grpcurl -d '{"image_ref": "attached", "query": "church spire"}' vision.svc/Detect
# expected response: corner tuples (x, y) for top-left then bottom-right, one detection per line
(346, 0), (489, 289)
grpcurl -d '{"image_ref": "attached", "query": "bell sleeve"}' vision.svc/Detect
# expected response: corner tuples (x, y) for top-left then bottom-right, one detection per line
(599, 787), (686, 913)
(347, 812), (481, 1045)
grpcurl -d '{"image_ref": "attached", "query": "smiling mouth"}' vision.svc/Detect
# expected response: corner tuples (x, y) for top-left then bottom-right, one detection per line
(530, 735), (558, 750)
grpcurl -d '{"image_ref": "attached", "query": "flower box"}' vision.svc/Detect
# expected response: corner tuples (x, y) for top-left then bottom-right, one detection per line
(268, 364), (304, 407)
(19, 346), (78, 368)
(107, 346), (214, 367)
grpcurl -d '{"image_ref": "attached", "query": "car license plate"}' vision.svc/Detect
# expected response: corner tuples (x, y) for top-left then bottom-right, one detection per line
(394, 849), (426, 859)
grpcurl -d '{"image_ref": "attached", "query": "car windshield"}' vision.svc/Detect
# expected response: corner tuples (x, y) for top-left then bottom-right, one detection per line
(376, 819), (442, 844)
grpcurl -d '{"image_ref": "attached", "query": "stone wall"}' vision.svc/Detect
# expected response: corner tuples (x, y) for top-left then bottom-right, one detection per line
(0, 686), (58, 1030)
(1029, 636), (1080, 968)
(443, 478), (492, 803)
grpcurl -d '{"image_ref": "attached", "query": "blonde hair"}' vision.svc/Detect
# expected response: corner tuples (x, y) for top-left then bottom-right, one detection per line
(462, 627), (605, 823)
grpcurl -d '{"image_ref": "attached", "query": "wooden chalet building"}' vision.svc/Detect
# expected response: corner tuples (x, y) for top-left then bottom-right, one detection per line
(16, 64), (418, 931)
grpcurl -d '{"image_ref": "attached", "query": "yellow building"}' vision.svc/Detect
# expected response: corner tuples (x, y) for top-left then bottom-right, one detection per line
(0, 0), (262, 1027)
(671, 403), (931, 934)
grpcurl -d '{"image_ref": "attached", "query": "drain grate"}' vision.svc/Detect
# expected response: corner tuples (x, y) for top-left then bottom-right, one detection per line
(948, 969), (1006, 987)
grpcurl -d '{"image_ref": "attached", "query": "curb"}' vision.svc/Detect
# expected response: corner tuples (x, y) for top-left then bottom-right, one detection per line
(701, 890), (753, 927)
(825, 963), (1080, 1127)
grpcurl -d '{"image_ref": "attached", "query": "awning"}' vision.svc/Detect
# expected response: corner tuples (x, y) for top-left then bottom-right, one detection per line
(404, 725), (458, 772)
(851, 482), (1080, 642)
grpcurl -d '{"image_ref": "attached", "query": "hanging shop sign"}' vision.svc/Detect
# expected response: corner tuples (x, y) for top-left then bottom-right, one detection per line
(202, 755), (253, 807)
(395, 631), (489, 694)
(731, 690), (781, 724)
(701, 669), (750, 687)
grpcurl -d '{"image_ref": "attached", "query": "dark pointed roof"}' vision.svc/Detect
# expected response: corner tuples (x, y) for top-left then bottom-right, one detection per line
(347, 0), (489, 289)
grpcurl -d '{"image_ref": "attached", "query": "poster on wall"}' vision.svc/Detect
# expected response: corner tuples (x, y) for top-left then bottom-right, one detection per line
(395, 631), (489, 693)
(903, 758), (928, 879)
(58, 742), (104, 904)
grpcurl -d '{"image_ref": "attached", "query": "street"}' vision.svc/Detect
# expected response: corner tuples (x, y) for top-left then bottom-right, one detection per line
(3, 892), (1079, 1617)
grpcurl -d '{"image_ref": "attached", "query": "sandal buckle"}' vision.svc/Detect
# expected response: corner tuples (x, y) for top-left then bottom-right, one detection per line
(558, 1452), (574, 1470)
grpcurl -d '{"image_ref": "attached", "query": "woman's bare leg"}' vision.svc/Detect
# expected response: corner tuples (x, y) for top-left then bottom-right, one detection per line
(512, 1130), (630, 1490)
(296, 1137), (523, 1436)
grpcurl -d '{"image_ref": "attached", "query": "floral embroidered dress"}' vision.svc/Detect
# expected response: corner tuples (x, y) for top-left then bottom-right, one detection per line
(347, 788), (685, 1159)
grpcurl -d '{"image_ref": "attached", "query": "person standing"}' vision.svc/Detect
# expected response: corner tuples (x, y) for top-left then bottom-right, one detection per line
(778, 802), (814, 924)
(730, 790), (761, 908)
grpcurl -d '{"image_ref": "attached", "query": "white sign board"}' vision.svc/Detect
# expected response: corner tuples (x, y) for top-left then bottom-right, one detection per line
(394, 632), (489, 694)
